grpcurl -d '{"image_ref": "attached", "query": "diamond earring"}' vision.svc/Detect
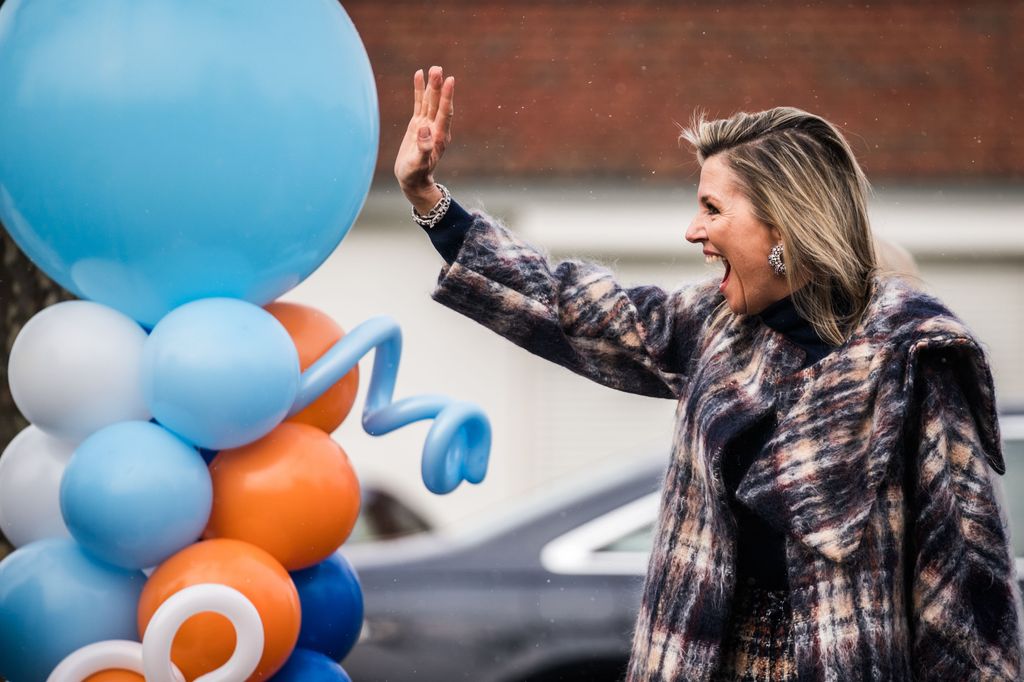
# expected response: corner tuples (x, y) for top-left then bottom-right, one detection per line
(768, 243), (786, 276)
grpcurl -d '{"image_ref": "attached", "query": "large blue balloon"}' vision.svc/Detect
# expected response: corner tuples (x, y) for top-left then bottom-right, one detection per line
(271, 648), (352, 682)
(142, 298), (300, 449)
(0, 538), (146, 682)
(291, 552), (364, 660)
(0, 0), (379, 327)
(60, 421), (212, 569)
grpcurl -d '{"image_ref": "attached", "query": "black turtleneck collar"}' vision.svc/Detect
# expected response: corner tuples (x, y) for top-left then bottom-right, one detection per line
(757, 295), (834, 368)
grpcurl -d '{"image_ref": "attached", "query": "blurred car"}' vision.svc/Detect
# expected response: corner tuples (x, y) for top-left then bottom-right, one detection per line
(343, 412), (1024, 682)
(997, 412), (1024, 577)
(343, 454), (660, 682)
(347, 486), (433, 545)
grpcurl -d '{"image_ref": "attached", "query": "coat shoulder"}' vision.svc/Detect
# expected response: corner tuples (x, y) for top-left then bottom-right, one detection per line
(867, 276), (1004, 474)
(863, 276), (980, 351)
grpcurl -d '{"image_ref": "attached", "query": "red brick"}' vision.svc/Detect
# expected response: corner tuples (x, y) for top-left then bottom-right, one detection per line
(348, 1), (1020, 182)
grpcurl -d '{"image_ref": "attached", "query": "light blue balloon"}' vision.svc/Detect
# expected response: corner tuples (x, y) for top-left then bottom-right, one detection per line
(0, 0), (379, 327)
(0, 538), (146, 682)
(142, 298), (300, 449)
(60, 421), (212, 570)
(294, 315), (492, 494)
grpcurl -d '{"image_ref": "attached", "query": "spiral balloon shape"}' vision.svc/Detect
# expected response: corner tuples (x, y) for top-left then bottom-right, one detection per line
(293, 315), (492, 494)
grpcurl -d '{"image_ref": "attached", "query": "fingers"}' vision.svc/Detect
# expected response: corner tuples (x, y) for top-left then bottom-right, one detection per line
(415, 66), (453, 132)
(413, 69), (424, 117)
(438, 76), (455, 139)
(426, 65), (443, 119)
(405, 66), (451, 172)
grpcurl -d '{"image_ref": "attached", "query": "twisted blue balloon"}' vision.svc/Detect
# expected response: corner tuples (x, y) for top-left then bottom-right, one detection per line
(288, 316), (490, 495)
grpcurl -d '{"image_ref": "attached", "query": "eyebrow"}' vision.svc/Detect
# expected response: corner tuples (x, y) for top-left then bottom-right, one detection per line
(699, 194), (720, 207)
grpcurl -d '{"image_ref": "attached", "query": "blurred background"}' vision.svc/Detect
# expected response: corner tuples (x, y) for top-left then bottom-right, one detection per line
(305, 0), (1024, 530)
(2, 0), (1022, 537)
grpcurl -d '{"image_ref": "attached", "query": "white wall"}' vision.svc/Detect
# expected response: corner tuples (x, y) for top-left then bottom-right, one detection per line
(286, 184), (1024, 529)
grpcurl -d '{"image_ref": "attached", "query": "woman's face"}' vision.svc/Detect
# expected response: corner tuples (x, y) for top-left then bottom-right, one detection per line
(685, 154), (792, 314)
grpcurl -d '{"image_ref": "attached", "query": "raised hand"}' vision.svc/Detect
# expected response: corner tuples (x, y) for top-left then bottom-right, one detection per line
(394, 66), (455, 214)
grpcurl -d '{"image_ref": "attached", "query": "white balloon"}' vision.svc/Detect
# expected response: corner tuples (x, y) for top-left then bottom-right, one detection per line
(47, 640), (185, 682)
(9, 300), (151, 442)
(48, 584), (262, 682)
(0, 426), (75, 547)
(143, 583), (264, 682)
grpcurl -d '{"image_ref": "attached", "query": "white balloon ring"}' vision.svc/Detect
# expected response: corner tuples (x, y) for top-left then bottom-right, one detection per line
(47, 583), (264, 682)
(47, 639), (184, 682)
(144, 583), (264, 682)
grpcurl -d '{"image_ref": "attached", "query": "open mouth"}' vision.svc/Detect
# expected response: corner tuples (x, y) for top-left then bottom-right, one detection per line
(705, 254), (731, 291)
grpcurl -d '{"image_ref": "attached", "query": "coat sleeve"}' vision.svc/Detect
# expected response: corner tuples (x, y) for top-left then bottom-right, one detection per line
(909, 347), (1023, 680)
(430, 210), (722, 399)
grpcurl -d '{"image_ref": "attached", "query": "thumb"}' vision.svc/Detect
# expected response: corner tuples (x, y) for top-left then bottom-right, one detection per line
(416, 126), (433, 154)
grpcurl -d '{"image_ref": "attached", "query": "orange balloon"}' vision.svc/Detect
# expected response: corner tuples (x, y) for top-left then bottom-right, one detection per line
(265, 302), (359, 433)
(205, 422), (361, 570)
(138, 539), (300, 681)
(85, 672), (143, 682)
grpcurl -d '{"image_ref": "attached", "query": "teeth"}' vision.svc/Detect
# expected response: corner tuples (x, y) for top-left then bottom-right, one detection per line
(704, 254), (727, 265)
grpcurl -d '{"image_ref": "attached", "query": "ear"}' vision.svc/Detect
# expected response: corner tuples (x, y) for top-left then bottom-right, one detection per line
(768, 224), (784, 244)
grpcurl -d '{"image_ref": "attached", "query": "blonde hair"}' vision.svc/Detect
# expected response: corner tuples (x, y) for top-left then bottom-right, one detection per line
(681, 107), (877, 346)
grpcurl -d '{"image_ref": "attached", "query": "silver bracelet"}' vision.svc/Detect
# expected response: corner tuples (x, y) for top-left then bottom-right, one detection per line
(411, 183), (452, 229)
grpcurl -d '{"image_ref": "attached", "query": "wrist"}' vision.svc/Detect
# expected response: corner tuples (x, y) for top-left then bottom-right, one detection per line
(402, 182), (443, 215)
(410, 183), (452, 229)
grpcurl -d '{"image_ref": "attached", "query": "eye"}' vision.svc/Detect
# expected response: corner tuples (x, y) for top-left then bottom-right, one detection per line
(706, 203), (720, 216)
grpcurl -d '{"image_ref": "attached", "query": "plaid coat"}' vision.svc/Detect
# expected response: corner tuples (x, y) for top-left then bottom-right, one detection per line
(430, 213), (1023, 681)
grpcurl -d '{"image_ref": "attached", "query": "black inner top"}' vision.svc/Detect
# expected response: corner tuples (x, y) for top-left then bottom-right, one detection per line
(722, 295), (835, 590)
(422, 200), (837, 591)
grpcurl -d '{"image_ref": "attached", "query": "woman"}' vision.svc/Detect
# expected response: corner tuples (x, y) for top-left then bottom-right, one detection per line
(394, 66), (1023, 681)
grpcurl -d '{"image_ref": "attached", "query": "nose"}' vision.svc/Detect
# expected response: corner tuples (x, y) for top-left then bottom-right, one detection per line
(685, 213), (706, 244)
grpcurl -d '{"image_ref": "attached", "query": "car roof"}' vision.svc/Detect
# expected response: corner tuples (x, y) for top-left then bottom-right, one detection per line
(345, 452), (667, 570)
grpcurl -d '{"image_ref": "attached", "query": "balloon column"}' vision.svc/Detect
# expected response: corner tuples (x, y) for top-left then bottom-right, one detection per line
(0, 1), (491, 680)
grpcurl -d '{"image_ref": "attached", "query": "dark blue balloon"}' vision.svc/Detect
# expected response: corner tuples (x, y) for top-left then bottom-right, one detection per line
(290, 553), (364, 660)
(271, 648), (351, 682)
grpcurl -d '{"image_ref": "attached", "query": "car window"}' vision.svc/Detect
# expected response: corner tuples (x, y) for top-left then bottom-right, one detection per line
(347, 487), (432, 544)
(599, 523), (654, 554)
(1000, 437), (1024, 557)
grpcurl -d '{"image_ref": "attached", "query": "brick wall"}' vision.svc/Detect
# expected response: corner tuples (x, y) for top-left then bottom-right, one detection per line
(348, 1), (1023, 182)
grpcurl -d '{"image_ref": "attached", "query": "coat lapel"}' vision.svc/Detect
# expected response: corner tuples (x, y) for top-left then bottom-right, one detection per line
(688, 317), (802, 485)
(732, 279), (1004, 564)
(734, 333), (897, 563)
